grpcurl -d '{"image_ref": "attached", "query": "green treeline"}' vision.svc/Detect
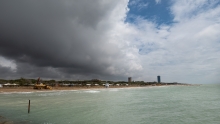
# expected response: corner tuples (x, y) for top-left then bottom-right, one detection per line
(0, 78), (183, 87)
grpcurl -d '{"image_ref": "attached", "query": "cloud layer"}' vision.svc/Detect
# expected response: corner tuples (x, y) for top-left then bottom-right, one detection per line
(0, 0), (220, 83)
(129, 0), (220, 83)
(0, 0), (133, 80)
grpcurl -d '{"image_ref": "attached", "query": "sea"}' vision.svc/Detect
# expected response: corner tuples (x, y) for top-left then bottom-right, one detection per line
(0, 84), (220, 124)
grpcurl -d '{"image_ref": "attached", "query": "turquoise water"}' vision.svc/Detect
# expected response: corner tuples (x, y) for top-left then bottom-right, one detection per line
(0, 85), (220, 124)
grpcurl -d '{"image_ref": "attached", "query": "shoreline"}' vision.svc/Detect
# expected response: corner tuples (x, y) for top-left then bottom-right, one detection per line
(0, 85), (194, 93)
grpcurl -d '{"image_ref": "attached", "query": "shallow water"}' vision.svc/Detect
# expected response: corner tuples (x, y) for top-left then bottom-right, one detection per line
(0, 85), (220, 124)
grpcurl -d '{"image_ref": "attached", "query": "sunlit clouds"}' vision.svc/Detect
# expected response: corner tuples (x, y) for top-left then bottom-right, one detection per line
(0, 0), (219, 83)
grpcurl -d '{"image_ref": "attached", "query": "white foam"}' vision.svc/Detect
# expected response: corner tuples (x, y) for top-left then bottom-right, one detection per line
(109, 89), (119, 91)
(84, 90), (100, 93)
(18, 92), (33, 94)
(1, 92), (13, 94)
(1, 91), (34, 94)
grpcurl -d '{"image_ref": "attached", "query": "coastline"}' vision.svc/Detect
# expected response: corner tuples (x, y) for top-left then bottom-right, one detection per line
(0, 86), (144, 93)
(0, 85), (193, 93)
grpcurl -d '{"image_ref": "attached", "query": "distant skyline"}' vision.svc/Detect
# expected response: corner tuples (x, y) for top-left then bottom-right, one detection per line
(0, 0), (220, 84)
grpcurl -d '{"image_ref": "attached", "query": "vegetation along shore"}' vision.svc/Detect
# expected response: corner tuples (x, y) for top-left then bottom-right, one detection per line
(0, 78), (193, 93)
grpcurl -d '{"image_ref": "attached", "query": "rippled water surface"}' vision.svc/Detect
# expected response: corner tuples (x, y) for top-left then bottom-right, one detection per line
(0, 85), (220, 124)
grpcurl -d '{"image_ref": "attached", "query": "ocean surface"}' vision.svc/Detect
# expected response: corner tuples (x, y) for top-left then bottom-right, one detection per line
(0, 84), (220, 124)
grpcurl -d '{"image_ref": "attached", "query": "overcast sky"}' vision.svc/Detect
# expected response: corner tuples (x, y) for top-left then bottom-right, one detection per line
(0, 0), (220, 84)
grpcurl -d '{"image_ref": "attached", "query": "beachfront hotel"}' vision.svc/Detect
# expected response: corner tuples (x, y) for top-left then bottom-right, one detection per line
(128, 77), (132, 82)
(157, 76), (161, 83)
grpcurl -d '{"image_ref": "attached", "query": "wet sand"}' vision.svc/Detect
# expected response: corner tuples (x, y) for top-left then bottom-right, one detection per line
(0, 86), (144, 93)
(0, 84), (193, 93)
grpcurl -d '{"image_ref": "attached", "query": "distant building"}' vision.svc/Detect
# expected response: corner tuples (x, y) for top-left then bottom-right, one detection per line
(105, 83), (109, 88)
(3, 83), (18, 87)
(157, 76), (161, 83)
(128, 77), (132, 82)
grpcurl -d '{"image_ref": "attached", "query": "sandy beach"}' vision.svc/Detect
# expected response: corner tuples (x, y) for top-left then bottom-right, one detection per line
(0, 84), (194, 93)
(0, 86), (144, 93)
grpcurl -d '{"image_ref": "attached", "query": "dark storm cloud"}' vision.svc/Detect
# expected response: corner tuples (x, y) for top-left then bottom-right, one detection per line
(0, 0), (127, 80)
(0, 66), (16, 79)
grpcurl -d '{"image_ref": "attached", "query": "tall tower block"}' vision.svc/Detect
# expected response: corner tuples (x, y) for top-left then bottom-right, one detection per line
(128, 77), (132, 83)
(157, 76), (161, 83)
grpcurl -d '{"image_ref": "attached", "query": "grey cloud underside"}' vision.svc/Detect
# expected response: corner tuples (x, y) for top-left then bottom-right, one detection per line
(0, 1), (126, 80)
